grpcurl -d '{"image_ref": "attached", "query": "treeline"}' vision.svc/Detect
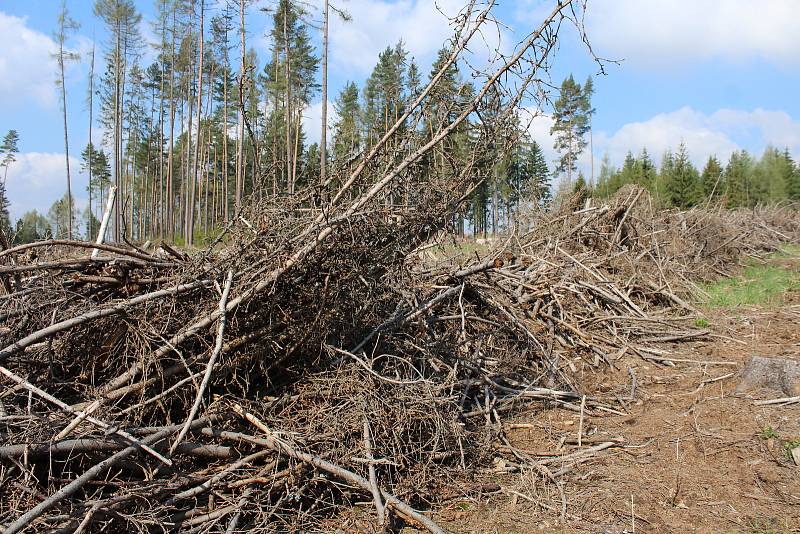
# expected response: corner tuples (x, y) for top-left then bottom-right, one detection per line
(5, 0), (551, 245)
(589, 144), (800, 208)
(2, 0), (797, 245)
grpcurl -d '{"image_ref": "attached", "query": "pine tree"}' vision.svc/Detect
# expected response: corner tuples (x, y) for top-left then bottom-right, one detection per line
(0, 178), (9, 232)
(81, 143), (112, 237)
(94, 0), (142, 241)
(266, 0), (319, 193)
(550, 75), (589, 184)
(700, 155), (723, 199)
(0, 130), (19, 231)
(582, 76), (595, 184)
(53, 0), (81, 240)
(1, 130), (20, 183)
(362, 42), (408, 147)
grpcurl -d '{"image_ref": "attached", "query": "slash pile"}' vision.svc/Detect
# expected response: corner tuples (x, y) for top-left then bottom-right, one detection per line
(1, 184), (797, 532)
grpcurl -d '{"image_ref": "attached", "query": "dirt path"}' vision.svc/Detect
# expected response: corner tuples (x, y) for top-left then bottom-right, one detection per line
(439, 297), (800, 533)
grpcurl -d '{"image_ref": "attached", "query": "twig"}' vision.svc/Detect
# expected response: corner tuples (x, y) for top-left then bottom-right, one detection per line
(3, 416), (218, 534)
(169, 270), (234, 456)
(753, 396), (800, 406)
(364, 419), (386, 530)
(0, 365), (172, 466)
(227, 408), (446, 534)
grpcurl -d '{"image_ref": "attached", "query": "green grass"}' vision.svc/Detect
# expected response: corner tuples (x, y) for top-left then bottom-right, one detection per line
(700, 245), (800, 308)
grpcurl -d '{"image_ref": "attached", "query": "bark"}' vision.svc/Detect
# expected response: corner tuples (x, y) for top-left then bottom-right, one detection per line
(283, 3), (293, 194)
(188, 0), (205, 246)
(320, 0), (329, 183)
(234, 0), (245, 213)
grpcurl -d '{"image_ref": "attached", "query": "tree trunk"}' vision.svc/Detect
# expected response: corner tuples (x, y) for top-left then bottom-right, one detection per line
(188, 0), (205, 247)
(87, 44), (95, 239)
(166, 8), (177, 240)
(113, 20), (122, 242)
(320, 0), (329, 184)
(235, 0), (245, 213)
(222, 49), (229, 222)
(283, 4), (293, 194)
(58, 34), (73, 240)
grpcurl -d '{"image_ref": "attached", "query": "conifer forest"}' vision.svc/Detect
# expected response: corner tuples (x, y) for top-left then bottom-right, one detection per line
(1, 1), (799, 532)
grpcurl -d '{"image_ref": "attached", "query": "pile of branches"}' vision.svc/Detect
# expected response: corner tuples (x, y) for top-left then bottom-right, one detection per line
(2, 182), (797, 532)
(2, 2), (800, 531)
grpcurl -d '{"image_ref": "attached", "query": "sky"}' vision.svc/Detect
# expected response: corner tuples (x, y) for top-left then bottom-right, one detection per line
(1, 0), (800, 221)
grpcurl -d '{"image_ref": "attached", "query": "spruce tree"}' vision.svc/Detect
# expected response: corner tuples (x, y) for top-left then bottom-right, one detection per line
(665, 143), (700, 208)
(616, 151), (639, 190)
(785, 152), (800, 201)
(332, 82), (361, 162)
(700, 155), (723, 199)
(724, 150), (753, 207)
(528, 140), (550, 205)
(638, 148), (657, 191)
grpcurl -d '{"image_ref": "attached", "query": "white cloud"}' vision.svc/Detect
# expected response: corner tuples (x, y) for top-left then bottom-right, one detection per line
(329, 0), (504, 76)
(5, 152), (88, 222)
(524, 106), (800, 178)
(0, 12), (59, 107)
(301, 100), (338, 149)
(585, 0), (800, 66)
(599, 107), (740, 166)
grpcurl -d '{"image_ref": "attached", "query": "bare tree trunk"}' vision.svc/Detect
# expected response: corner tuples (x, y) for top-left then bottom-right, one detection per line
(113, 20), (122, 242)
(589, 114), (594, 187)
(188, 0), (205, 247)
(492, 177), (498, 236)
(320, 0), (329, 183)
(292, 109), (302, 189)
(235, 0), (245, 213)
(58, 30), (73, 240)
(92, 185), (117, 258)
(87, 43), (95, 238)
(166, 9), (177, 240)
(283, 5), (293, 194)
(222, 49), (229, 222)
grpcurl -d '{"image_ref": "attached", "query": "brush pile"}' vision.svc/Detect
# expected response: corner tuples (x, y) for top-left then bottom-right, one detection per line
(3, 1), (800, 528)
(1, 182), (798, 532)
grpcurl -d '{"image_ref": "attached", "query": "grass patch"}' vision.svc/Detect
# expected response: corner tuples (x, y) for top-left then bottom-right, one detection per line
(700, 245), (800, 308)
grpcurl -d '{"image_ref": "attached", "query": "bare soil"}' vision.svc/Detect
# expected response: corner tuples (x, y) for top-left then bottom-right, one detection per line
(436, 293), (800, 533)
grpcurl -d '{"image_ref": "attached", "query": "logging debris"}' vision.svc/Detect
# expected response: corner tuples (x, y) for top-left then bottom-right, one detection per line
(1, 188), (799, 532)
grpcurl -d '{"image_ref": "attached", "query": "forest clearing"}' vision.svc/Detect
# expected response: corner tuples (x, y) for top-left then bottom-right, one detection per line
(1, 0), (800, 532)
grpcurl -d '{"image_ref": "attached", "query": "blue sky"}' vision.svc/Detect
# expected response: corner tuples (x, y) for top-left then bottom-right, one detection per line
(2, 0), (799, 221)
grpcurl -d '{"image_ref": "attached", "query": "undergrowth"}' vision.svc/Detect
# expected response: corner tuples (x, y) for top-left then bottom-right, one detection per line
(700, 244), (800, 308)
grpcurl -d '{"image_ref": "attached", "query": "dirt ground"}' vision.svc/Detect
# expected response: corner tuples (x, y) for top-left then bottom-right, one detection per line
(434, 295), (800, 533)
